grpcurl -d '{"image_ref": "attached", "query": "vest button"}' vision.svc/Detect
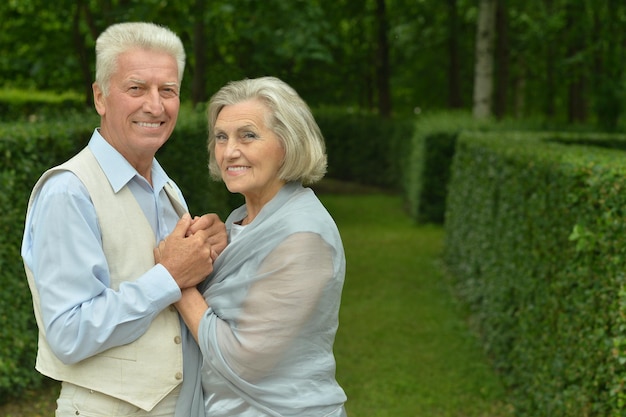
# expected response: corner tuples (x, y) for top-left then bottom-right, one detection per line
(174, 335), (182, 344)
(175, 372), (183, 380)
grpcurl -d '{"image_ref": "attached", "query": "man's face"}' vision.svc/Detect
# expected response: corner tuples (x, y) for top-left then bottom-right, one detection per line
(93, 48), (180, 173)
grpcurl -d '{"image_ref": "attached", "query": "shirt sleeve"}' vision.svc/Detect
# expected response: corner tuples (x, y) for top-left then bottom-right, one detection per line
(22, 171), (181, 364)
(199, 232), (334, 382)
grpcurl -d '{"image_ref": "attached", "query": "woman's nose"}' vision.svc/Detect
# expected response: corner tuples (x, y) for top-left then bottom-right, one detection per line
(224, 140), (241, 158)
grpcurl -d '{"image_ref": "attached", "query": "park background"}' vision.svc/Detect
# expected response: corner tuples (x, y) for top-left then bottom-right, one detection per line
(1, 0), (626, 416)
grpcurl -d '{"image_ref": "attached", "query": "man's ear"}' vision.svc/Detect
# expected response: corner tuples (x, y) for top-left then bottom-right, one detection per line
(93, 83), (106, 116)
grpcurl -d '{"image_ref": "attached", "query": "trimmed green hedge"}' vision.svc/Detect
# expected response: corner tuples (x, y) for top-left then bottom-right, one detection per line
(0, 115), (93, 398)
(405, 112), (491, 224)
(0, 89), (86, 122)
(7, 101), (625, 416)
(315, 109), (414, 191)
(404, 111), (565, 224)
(444, 130), (626, 416)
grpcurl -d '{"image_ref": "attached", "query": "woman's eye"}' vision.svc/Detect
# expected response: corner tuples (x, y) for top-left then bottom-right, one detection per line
(243, 132), (258, 140)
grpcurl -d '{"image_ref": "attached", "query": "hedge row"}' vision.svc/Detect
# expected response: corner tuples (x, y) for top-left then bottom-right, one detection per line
(0, 115), (93, 398)
(444, 131), (626, 416)
(403, 112), (573, 224)
(315, 108), (414, 191)
(404, 112), (490, 223)
(8, 105), (626, 416)
(0, 89), (86, 122)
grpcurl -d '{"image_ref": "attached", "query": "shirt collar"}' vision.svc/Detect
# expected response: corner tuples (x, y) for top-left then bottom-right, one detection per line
(87, 128), (169, 193)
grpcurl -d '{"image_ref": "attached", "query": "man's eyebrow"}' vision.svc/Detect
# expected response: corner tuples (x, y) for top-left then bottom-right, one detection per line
(126, 79), (179, 88)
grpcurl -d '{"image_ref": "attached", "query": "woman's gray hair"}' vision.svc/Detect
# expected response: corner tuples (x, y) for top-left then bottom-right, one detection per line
(207, 76), (327, 185)
(95, 22), (185, 96)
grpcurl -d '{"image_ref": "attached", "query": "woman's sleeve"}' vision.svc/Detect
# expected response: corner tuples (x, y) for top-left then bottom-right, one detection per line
(201, 231), (334, 382)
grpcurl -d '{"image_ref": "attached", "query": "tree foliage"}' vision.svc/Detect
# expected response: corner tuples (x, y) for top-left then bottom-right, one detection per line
(0, 0), (624, 126)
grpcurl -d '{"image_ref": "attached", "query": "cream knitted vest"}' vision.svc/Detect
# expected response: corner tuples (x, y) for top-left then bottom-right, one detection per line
(24, 147), (184, 411)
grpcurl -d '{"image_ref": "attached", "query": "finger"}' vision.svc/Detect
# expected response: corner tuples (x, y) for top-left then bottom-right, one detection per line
(186, 216), (202, 237)
(207, 225), (228, 254)
(171, 213), (192, 238)
(154, 240), (165, 263)
(188, 213), (221, 235)
(190, 227), (211, 243)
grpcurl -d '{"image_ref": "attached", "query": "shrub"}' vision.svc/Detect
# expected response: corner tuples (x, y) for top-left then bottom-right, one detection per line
(314, 108), (414, 191)
(444, 130), (626, 416)
(404, 111), (486, 224)
(0, 89), (86, 122)
(0, 115), (92, 400)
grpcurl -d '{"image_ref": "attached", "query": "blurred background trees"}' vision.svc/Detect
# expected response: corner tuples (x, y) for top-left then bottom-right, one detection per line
(0, 0), (624, 130)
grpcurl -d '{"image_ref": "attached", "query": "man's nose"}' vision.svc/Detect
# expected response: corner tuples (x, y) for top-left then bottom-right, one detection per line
(144, 90), (164, 115)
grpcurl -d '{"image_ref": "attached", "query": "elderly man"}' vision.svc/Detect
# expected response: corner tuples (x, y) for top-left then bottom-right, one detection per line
(21, 22), (225, 417)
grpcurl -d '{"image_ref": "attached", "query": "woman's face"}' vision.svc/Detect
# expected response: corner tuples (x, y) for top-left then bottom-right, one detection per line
(213, 99), (286, 207)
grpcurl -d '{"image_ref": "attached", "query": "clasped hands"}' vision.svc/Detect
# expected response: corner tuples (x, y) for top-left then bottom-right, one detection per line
(154, 213), (227, 289)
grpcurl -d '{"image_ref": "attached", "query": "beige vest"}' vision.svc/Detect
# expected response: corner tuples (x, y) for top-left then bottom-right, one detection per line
(24, 147), (184, 411)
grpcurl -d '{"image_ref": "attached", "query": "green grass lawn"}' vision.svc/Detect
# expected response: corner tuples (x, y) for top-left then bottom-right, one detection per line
(320, 191), (514, 417)
(1, 187), (514, 417)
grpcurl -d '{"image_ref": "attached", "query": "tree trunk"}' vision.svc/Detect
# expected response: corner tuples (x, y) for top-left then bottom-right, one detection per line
(514, 63), (526, 118)
(472, 0), (496, 119)
(191, 0), (208, 106)
(375, 0), (392, 118)
(592, 0), (622, 130)
(446, 0), (462, 108)
(565, 1), (587, 123)
(493, 0), (508, 119)
(73, 0), (94, 107)
(542, 0), (556, 119)
(544, 44), (556, 118)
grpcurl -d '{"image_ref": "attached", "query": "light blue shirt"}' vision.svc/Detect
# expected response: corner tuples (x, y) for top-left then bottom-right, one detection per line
(22, 129), (203, 416)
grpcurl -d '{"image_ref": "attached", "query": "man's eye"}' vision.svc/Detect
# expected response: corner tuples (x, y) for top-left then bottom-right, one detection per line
(161, 88), (179, 97)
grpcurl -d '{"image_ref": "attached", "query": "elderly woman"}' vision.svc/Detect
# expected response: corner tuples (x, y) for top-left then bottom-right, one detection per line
(164, 76), (347, 416)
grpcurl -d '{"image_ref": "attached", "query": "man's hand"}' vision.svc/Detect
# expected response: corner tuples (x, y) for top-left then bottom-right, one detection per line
(187, 213), (227, 259)
(154, 213), (214, 289)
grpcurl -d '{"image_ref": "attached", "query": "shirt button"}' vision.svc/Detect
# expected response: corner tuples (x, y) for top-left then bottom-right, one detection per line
(175, 372), (183, 380)
(174, 336), (182, 344)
